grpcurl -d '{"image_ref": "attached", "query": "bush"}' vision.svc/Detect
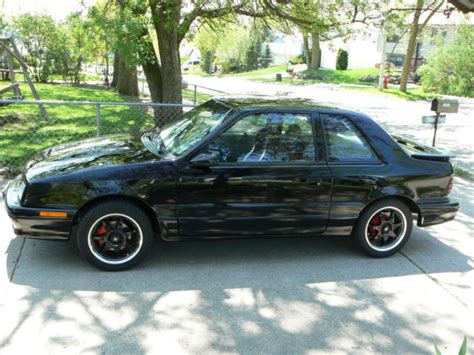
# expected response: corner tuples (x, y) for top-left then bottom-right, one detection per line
(289, 54), (306, 65)
(418, 24), (473, 97)
(200, 50), (214, 74)
(336, 49), (348, 70)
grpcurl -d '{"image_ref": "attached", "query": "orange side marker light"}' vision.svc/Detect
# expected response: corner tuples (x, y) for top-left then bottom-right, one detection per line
(39, 211), (68, 218)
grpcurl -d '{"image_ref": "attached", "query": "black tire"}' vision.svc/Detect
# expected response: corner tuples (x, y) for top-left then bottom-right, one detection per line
(76, 200), (153, 271)
(352, 198), (413, 258)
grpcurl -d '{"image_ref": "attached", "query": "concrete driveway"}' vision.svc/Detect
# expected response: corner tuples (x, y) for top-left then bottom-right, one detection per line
(0, 176), (473, 354)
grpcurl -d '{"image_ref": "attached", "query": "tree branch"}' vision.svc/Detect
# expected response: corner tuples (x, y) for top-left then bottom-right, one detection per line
(419, 0), (445, 32)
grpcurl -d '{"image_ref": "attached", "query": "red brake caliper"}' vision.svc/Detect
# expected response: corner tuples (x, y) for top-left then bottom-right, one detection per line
(369, 214), (381, 237)
(96, 225), (107, 248)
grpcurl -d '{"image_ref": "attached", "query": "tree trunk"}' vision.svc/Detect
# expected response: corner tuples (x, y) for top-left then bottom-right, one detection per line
(378, 24), (387, 91)
(111, 50), (120, 88)
(150, 0), (183, 107)
(141, 60), (162, 103)
(139, 36), (165, 124)
(74, 57), (82, 85)
(308, 32), (321, 70)
(400, 0), (423, 93)
(302, 32), (311, 68)
(104, 54), (110, 86)
(117, 58), (139, 97)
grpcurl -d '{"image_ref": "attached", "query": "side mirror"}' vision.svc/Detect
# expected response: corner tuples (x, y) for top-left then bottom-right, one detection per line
(189, 153), (218, 169)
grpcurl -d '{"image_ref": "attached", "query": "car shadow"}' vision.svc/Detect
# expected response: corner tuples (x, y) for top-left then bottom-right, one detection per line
(2, 224), (473, 354)
(5, 224), (472, 293)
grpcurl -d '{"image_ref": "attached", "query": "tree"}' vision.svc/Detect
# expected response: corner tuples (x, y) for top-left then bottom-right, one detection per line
(260, 44), (273, 68)
(13, 14), (58, 82)
(194, 22), (222, 74)
(418, 24), (473, 96)
(108, 0), (147, 98)
(64, 12), (95, 84)
(200, 50), (214, 74)
(88, 1), (116, 85)
(105, 1), (383, 105)
(245, 34), (263, 70)
(272, 0), (389, 71)
(399, 0), (444, 93)
(336, 49), (348, 70)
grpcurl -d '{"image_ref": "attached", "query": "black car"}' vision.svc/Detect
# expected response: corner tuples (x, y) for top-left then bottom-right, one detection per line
(4, 97), (459, 270)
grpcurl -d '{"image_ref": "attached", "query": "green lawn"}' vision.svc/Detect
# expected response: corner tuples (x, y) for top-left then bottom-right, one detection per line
(184, 64), (289, 78)
(340, 85), (440, 101)
(224, 64), (288, 77)
(255, 68), (380, 85)
(182, 88), (212, 103)
(0, 83), (210, 172)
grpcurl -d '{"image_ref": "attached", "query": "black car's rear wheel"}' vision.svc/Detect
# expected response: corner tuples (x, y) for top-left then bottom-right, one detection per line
(76, 201), (153, 271)
(353, 199), (413, 257)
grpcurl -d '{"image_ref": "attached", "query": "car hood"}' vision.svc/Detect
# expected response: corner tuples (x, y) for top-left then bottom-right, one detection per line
(24, 134), (159, 181)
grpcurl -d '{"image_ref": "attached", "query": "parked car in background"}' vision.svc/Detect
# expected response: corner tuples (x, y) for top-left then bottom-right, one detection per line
(182, 59), (200, 71)
(4, 97), (459, 270)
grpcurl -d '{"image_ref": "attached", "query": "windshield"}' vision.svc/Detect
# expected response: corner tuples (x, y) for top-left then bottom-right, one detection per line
(151, 100), (232, 157)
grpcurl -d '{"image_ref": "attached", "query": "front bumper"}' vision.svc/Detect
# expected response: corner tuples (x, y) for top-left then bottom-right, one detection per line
(3, 189), (76, 240)
(417, 200), (459, 227)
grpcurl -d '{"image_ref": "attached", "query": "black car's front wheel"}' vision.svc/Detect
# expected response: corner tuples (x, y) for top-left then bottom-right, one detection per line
(76, 200), (153, 271)
(353, 199), (413, 257)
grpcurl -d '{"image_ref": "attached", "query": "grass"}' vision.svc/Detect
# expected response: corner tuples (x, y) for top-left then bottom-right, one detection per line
(182, 88), (212, 103)
(340, 85), (440, 101)
(254, 68), (380, 85)
(0, 82), (210, 172)
(454, 166), (474, 182)
(183, 64), (289, 78)
(252, 67), (439, 101)
(224, 64), (288, 77)
(299, 67), (380, 84)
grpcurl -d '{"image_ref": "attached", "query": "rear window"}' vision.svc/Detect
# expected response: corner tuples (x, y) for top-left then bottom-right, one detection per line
(322, 114), (378, 163)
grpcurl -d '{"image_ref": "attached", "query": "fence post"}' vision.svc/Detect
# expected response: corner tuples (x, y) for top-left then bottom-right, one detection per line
(193, 85), (197, 105)
(96, 103), (101, 137)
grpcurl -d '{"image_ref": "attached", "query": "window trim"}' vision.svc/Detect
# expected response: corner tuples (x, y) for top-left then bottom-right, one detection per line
(321, 113), (382, 165)
(188, 109), (322, 167)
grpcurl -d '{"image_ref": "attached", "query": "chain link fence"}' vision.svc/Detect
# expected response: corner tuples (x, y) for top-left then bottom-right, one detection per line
(0, 99), (196, 175)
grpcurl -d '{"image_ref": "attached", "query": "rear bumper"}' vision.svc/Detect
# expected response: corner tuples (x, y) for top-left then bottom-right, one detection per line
(4, 191), (76, 240)
(417, 200), (459, 227)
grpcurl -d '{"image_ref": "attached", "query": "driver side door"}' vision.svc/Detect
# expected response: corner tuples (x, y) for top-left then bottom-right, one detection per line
(176, 111), (332, 237)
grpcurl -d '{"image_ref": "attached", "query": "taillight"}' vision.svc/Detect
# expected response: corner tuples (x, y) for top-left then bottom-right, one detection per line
(447, 177), (454, 194)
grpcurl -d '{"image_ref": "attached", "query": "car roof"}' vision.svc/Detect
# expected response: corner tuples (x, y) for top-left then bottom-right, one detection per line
(213, 95), (336, 110)
(211, 95), (374, 126)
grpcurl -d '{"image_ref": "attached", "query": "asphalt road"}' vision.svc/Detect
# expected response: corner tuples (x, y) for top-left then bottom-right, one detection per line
(0, 176), (473, 354)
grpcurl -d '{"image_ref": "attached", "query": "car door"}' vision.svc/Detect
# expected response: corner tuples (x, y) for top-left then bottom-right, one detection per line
(175, 110), (333, 237)
(320, 112), (384, 235)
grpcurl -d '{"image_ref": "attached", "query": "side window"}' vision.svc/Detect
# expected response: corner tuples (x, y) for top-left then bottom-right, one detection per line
(204, 113), (315, 163)
(322, 114), (378, 162)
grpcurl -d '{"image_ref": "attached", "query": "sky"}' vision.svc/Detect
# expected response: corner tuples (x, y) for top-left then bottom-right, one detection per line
(1, 0), (95, 20)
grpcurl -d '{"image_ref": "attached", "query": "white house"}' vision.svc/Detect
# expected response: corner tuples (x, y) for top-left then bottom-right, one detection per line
(320, 30), (380, 70)
(319, 11), (471, 70)
(267, 34), (302, 65)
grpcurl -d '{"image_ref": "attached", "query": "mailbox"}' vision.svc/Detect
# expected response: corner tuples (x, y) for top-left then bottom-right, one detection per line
(431, 98), (459, 113)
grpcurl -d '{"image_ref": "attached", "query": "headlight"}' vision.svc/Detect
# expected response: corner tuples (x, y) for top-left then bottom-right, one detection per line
(5, 175), (26, 208)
